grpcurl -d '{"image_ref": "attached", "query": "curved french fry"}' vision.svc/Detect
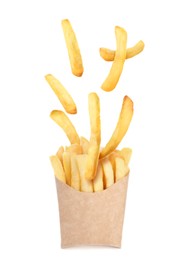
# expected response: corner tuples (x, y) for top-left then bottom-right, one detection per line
(61, 19), (83, 77)
(50, 110), (80, 144)
(100, 40), (144, 61)
(70, 155), (80, 191)
(56, 146), (64, 165)
(85, 93), (101, 180)
(100, 96), (133, 159)
(80, 136), (90, 154)
(93, 162), (104, 192)
(76, 154), (93, 192)
(101, 26), (127, 92)
(101, 158), (114, 188)
(66, 144), (83, 154)
(50, 155), (66, 183)
(45, 74), (77, 114)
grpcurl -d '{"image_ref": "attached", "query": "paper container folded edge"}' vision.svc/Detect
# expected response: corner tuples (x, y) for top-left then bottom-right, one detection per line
(55, 174), (129, 248)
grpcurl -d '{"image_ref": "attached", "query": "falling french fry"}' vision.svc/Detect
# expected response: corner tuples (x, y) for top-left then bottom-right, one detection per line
(61, 19), (84, 77)
(50, 110), (80, 144)
(100, 40), (144, 61)
(101, 26), (127, 92)
(100, 96), (133, 159)
(45, 74), (77, 114)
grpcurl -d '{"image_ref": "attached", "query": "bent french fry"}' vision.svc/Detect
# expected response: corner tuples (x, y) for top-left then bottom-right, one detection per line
(50, 155), (66, 183)
(93, 162), (104, 192)
(101, 158), (114, 188)
(80, 136), (90, 154)
(62, 152), (71, 185)
(56, 146), (64, 165)
(50, 110), (80, 144)
(101, 26), (127, 92)
(70, 155), (80, 191)
(85, 93), (101, 180)
(66, 144), (83, 154)
(76, 154), (93, 192)
(100, 40), (144, 61)
(100, 96), (133, 159)
(45, 74), (77, 114)
(61, 19), (83, 77)
(115, 157), (127, 182)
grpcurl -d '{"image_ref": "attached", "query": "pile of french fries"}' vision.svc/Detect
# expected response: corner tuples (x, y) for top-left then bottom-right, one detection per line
(46, 19), (144, 192)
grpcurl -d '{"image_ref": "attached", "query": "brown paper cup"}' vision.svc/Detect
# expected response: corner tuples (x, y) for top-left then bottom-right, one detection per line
(55, 175), (129, 248)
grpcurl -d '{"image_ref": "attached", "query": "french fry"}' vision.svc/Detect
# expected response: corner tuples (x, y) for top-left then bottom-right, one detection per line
(85, 93), (101, 180)
(101, 158), (114, 188)
(100, 96), (133, 159)
(50, 155), (66, 183)
(80, 136), (90, 154)
(56, 146), (64, 164)
(109, 151), (125, 182)
(108, 151), (123, 173)
(66, 144), (83, 154)
(70, 155), (80, 191)
(50, 110), (80, 144)
(93, 162), (104, 192)
(62, 152), (71, 185)
(76, 155), (93, 192)
(61, 19), (84, 77)
(101, 26), (127, 92)
(119, 148), (132, 165)
(45, 74), (77, 114)
(115, 157), (127, 182)
(100, 40), (144, 61)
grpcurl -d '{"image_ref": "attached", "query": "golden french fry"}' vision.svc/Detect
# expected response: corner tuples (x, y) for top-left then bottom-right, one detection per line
(100, 96), (133, 159)
(61, 19), (83, 77)
(80, 136), (90, 154)
(93, 162), (104, 192)
(101, 158), (114, 188)
(66, 143), (83, 154)
(108, 151), (122, 172)
(50, 155), (66, 183)
(56, 146), (64, 164)
(119, 147), (132, 165)
(101, 26), (127, 92)
(85, 93), (101, 180)
(45, 74), (77, 114)
(76, 154), (93, 192)
(70, 155), (80, 191)
(50, 110), (80, 144)
(100, 40), (144, 61)
(62, 152), (71, 185)
(115, 157), (128, 182)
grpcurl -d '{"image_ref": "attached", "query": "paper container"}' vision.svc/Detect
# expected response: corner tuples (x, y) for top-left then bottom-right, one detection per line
(55, 175), (129, 248)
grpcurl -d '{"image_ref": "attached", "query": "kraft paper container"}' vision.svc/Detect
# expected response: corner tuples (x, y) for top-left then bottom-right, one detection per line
(55, 175), (129, 248)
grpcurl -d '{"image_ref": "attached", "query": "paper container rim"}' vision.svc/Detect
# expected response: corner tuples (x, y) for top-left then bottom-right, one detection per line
(55, 174), (129, 194)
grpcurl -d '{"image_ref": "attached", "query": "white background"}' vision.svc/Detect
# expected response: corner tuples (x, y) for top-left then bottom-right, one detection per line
(0, 0), (190, 259)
